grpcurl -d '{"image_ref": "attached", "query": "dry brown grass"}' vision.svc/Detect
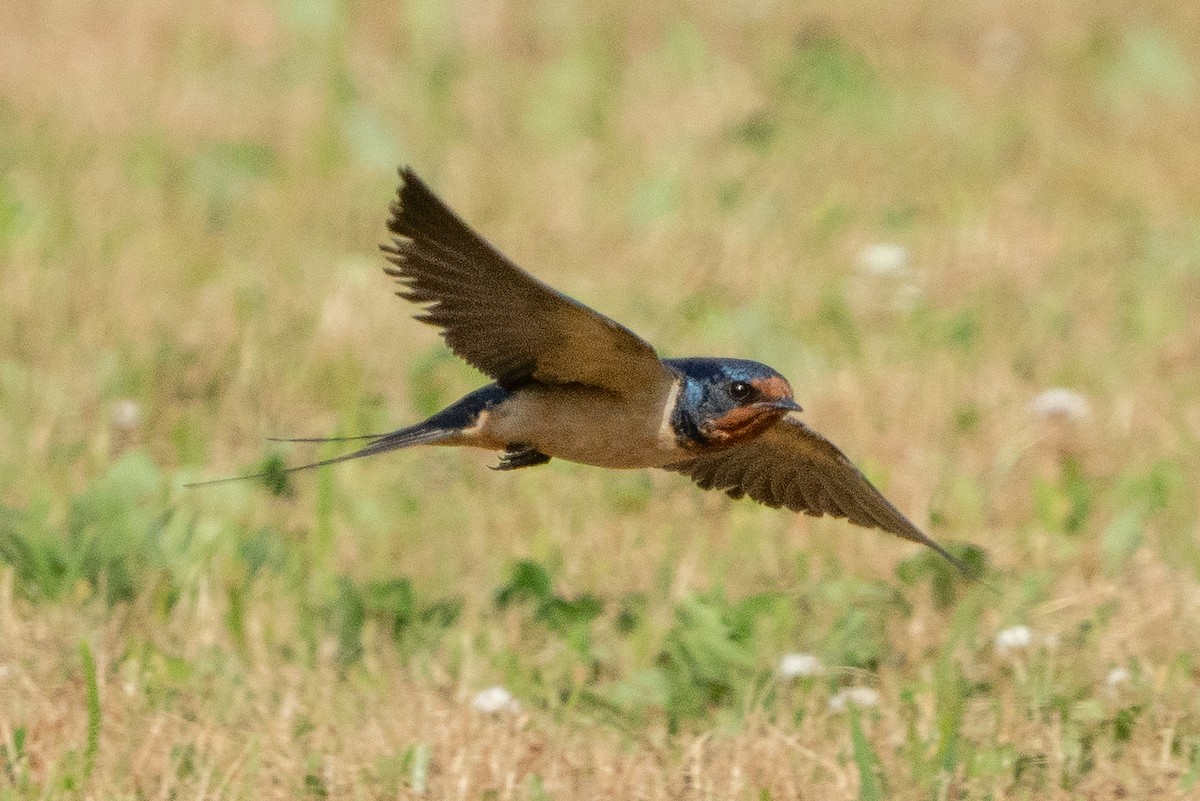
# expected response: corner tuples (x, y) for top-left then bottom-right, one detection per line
(3, 566), (1198, 800)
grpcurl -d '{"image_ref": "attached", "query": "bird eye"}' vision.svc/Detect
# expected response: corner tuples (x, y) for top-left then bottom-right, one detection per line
(729, 381), (755, 402)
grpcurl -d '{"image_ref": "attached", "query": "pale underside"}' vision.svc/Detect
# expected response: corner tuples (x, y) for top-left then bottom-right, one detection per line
(452, 381), (692, 470)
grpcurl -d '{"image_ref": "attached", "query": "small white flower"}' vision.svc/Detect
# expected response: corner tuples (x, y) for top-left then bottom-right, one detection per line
(110, 399), (142, 431)
(1106, 667), (1131, 689)
(471, 685), (520, 714)
(854, 243), (921, 311)
(995, 625), (1033, 655)
(828, 687), (880, 711)
(0, 664), (10, 680)
(857, 243), (910, 277)
(778, 652), (823, 679)
(1029, 388), (1091, 423)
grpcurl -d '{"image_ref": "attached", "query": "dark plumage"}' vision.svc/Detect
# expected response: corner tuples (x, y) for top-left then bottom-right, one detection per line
(379, 169), (672, 396)
(664, 418), (943, 556)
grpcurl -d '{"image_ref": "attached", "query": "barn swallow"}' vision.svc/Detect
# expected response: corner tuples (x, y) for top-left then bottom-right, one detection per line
(192, 168), (964, 571)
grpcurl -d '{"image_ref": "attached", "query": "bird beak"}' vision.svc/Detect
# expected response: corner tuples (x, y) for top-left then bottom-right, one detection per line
(769, 398), (803, 413)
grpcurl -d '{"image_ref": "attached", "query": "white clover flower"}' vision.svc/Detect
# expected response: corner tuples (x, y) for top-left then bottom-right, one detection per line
(778, 652), (823, 679)
(1105, 667), (1131, 689)
(828, 687), (880, 711)
(857, 243), (910, 277)
(854, 243), (921, 311)
(471, 685), (520, 714)
(110, 399), (142, 431)
(1029, 388), (1091, 423)
(995, 625), (1034, 655)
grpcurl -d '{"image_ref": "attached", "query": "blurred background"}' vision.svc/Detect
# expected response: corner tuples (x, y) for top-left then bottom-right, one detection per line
(1, 1), (1199, 798)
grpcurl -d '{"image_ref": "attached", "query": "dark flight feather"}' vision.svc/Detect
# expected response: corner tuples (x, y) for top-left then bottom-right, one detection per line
(664, 417), (966, 572)
(380, 168), (672, 396)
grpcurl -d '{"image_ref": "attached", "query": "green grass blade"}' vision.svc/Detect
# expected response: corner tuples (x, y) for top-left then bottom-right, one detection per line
(79, 640), (101, 782)
(849, 704), (884, 801)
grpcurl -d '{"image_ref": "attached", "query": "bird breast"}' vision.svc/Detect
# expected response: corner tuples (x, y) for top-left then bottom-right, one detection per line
(480, 382), (690, 469)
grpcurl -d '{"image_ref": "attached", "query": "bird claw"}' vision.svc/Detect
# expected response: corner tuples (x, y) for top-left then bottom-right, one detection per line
(492, 445), (551, 471)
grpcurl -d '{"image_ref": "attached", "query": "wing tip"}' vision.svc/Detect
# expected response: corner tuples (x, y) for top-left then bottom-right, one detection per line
(387, 165), (435, 235)
(396, 165), (422, 195)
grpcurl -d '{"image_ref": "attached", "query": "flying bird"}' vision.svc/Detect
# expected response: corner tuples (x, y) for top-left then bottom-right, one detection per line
(192, 168), (964, 571)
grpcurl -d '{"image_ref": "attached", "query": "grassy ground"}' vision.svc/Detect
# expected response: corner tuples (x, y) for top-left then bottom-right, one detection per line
(2, 1), (1200, 798)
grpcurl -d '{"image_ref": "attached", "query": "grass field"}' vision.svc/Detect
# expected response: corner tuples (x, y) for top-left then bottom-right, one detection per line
(2, 1), (1200, 798)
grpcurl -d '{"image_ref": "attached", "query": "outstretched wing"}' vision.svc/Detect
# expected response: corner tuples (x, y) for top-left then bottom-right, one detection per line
(663, 417), (965, 571)
(380, 168), (673, 396)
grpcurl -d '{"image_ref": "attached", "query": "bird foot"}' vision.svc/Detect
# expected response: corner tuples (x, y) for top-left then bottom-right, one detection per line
(492, 444), (551, 471)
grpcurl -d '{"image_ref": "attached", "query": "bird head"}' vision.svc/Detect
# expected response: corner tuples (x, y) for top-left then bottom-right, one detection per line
(667, 358), (801, 449)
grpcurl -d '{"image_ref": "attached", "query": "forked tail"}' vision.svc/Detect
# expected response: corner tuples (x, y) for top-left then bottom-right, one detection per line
(183, 424), (454, 488)
(187, 383), (511, 489)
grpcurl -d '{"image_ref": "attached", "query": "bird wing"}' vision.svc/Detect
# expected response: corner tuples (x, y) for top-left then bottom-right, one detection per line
(380, 168), (673, 395)
(663, 416), (965, 570)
